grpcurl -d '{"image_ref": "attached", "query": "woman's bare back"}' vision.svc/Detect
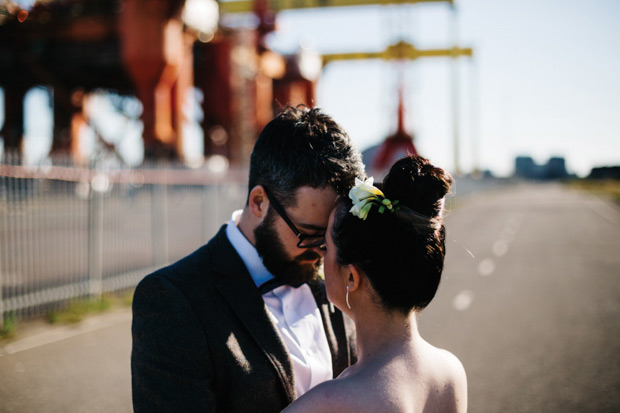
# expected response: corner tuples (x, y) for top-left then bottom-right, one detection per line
(284, 339), (467, 413)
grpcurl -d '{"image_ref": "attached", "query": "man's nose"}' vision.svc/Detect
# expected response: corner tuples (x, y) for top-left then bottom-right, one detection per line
(315, 243), (326, 258)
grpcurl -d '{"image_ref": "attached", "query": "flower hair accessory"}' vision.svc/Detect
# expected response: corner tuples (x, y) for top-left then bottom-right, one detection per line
(349, 177), (399, 220)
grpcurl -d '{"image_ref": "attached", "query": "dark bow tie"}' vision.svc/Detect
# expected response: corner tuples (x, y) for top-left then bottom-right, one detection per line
(258, 278), (304, 294)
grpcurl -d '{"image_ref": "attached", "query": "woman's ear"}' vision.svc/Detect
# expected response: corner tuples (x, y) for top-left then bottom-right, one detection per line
(347, 264), (363, 292)
(248, 186), (269, 219)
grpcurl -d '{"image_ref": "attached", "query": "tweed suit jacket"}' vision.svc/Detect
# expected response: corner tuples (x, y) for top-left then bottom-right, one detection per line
(131, 225), (357, 412)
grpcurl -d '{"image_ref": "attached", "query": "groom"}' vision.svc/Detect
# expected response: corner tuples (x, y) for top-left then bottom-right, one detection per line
(131, 106), (365, 412)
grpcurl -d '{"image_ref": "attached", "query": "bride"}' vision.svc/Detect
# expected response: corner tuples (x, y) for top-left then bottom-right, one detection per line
(283, 155), (467, 412)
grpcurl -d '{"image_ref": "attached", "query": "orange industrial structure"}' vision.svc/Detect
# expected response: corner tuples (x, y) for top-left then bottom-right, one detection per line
(0, 0), (318, 164)
(0, 0), (465, 165)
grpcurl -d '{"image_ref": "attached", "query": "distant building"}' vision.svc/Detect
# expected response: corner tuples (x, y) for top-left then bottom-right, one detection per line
(588, 166), (620, 180)
(515, 156), (540, 179)
(514, 155), (570, 180)
(545, 157), (568, 179)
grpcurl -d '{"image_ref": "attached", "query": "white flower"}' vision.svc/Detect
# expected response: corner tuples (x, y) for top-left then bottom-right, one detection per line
(349, 177), (384, 203)
(349, 177), (385, 220)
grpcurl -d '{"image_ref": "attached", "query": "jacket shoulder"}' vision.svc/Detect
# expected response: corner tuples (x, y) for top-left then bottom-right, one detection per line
(136, 225), (238, 297)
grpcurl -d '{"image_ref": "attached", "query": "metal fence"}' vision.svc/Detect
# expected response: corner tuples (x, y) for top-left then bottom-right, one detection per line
(0, 153), (249, 326)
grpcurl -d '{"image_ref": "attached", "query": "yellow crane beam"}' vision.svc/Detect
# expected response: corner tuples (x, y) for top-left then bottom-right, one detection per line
(218, 0), (453, 14)
(322, 40), (472, 65)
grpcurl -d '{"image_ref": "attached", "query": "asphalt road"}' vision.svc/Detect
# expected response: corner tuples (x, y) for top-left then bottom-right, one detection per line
(0, 309), (133, 413)
(0, 182), (618, 412)
(420, 182), (620, 412)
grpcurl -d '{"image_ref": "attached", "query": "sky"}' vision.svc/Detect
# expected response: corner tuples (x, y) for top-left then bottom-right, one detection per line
(267, 0), (620, 177)
(3, 0), (620, 177)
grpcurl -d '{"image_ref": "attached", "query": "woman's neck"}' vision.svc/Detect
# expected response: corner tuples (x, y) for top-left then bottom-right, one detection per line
(352, 306), (421, 364)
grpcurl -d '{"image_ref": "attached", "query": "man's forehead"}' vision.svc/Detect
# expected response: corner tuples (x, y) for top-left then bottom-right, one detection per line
(287, 186), (337, 228)
(292, 185), (337, 205)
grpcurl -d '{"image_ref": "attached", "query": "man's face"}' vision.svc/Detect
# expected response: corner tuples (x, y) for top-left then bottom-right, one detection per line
(254, 186), (337, 286)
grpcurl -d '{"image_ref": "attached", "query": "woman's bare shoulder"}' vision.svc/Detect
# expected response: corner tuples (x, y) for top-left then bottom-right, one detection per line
(426, 346), (468, 412)
(282, 376), (366, 413)
(431, 345), (466, 373)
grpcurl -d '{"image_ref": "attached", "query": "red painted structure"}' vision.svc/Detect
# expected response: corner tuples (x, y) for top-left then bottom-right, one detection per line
(119, 0), (190, 158)
(0, 0), (317, 164)
(371, 86), (418, 173)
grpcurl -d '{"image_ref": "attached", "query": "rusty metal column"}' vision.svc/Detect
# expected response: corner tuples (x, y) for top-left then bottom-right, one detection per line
(0, 86), (26, 151)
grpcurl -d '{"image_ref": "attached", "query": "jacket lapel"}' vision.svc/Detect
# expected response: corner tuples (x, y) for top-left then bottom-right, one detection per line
(210, 226), (296, 402)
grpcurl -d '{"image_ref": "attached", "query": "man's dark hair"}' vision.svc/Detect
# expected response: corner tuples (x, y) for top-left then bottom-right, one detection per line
(248, 105), (365, 206)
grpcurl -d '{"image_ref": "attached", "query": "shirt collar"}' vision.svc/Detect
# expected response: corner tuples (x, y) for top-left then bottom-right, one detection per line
(226, 210), (274, 288)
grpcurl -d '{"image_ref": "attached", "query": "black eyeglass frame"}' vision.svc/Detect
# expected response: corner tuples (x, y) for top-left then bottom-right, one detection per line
(263, 187), (326, 249)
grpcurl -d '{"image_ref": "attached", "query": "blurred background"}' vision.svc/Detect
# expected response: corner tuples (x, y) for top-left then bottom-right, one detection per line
(0, 0), (619, 412)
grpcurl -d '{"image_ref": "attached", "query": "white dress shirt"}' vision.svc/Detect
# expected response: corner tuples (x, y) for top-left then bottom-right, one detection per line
(226, 211), (333, 397)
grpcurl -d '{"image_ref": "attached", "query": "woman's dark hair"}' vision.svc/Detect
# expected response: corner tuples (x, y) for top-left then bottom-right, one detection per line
(248, 105), (365, 207)
(332, 155), (453, 314)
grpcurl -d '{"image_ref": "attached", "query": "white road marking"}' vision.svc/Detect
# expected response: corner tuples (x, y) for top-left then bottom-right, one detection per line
(453, 240), (476, 259)
(493, 239), (509, 257)
(478, 258), (495, 276)
(453, 290), (475, 311)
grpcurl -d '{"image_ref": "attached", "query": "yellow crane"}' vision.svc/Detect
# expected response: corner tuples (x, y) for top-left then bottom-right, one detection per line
(322, 40), (472, 64)
(218, 0), (453, 14)
(321, 38), (473, 175)
(218, 0), (472, 174)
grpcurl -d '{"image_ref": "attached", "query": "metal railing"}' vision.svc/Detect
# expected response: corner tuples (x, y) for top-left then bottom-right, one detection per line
(0, 153), (249, 326)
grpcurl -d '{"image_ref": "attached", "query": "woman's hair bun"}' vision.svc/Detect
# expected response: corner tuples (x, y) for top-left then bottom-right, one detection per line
(382, 155), (453, 218)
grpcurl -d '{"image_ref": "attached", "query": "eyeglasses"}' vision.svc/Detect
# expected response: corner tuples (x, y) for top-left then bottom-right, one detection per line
(263, 187), (326, 249)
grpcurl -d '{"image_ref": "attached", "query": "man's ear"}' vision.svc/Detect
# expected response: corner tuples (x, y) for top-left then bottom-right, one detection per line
(248, 185), (269, 219)
(347, 264), (363, 292)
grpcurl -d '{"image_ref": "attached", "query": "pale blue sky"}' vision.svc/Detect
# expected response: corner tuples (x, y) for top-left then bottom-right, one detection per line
(268, 0), (620, 176)
(4, 0), (619, 176)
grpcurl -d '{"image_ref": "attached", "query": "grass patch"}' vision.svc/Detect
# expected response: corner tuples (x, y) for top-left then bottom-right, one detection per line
(47, 296), (111, 325)
(46, 290), (134, 325)
(0, 290), (134, 342)
(0, 313), (18, 341)
(566, 179), (620, 205)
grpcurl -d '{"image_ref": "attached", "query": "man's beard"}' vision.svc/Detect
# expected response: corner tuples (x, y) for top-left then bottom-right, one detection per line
(254, 209), (322, 286)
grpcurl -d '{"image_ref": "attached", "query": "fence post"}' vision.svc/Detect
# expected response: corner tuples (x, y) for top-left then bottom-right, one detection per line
(151, 178), (169, 268)
(202, 183), (221, 243)
(87, 172), (105, 300)
(0, 235), (3, 330)
(0, 174), (4, 329)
